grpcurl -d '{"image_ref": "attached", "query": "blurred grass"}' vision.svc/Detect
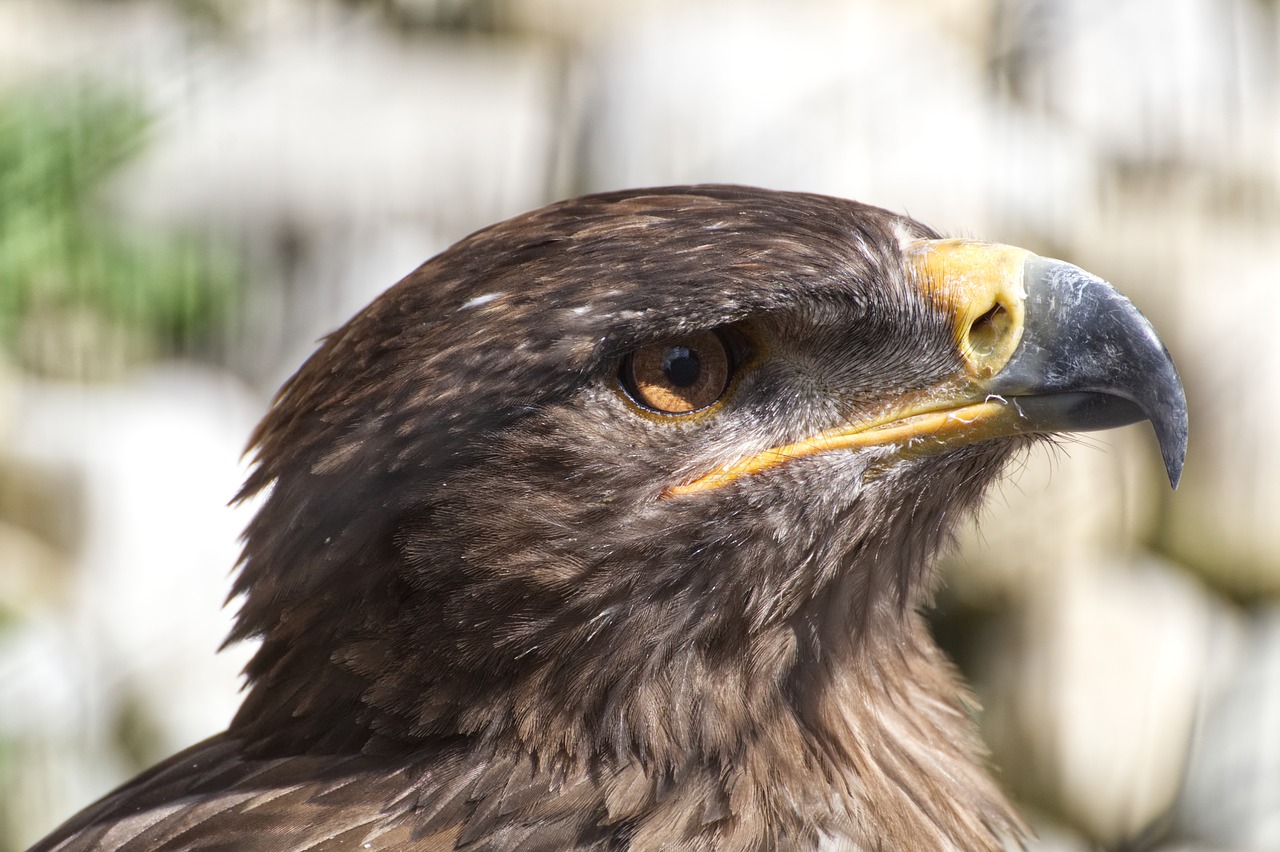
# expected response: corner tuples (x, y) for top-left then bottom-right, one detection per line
(0, 83), (238, 378)
(0, 83), (242, 845)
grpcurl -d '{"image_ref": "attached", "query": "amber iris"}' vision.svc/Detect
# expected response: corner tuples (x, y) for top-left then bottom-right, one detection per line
(622, 330), (731, 414)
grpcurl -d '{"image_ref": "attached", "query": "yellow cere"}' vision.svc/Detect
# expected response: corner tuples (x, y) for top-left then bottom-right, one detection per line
(905, 239), (1029, 379)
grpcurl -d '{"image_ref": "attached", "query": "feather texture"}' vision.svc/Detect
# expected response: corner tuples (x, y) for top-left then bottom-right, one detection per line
(33, 186), (1029, 851)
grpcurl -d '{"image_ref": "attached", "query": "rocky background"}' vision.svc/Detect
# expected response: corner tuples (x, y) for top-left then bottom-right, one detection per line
(1, 0), (1277, 849)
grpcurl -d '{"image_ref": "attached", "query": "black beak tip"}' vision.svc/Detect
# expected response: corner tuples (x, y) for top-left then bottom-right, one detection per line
(1155, 390), (1188, 490)
(1166, 454), (1185, 490)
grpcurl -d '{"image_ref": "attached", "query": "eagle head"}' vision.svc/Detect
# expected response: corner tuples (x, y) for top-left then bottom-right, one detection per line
(168, 186), (1183, 849)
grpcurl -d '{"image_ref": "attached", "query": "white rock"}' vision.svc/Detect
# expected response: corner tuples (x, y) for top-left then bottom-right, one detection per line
(579, 0), (1095, 239)
(3, 366), (262, 846)
(999, 0), (1280, 174)
(1174, 606), (1280, 849)
(976, 555), (1242, 845)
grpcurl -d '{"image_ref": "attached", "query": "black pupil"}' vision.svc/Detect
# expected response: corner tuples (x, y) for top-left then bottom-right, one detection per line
(662, 347), (701, 388)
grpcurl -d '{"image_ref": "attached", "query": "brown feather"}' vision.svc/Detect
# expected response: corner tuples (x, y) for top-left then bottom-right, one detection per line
(33, 186), (1029, 851)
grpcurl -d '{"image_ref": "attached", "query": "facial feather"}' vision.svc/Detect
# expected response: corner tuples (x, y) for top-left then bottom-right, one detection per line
(33, 185), (1185, 851)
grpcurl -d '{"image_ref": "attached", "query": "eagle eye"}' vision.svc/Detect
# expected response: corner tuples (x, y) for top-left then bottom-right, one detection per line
(619, 329), (734, 415)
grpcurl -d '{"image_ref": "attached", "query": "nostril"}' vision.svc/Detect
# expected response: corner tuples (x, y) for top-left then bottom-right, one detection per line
(967, 302), (1011, 358)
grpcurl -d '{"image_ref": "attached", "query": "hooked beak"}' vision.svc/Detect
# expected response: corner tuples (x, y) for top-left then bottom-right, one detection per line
(666, 240), (1187, 497)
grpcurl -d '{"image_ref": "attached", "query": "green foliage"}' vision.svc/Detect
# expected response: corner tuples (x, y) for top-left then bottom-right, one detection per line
(0, 83), (238, 374)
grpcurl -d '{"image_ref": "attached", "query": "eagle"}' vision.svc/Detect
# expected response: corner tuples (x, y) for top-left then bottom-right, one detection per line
(32, 186), (1186, 851)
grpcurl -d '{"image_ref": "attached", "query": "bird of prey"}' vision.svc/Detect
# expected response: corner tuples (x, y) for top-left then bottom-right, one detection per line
(32, 186), (1186, 851)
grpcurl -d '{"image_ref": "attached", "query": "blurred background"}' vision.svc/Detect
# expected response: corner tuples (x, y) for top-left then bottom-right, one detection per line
(1, 0), (1277, 848)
